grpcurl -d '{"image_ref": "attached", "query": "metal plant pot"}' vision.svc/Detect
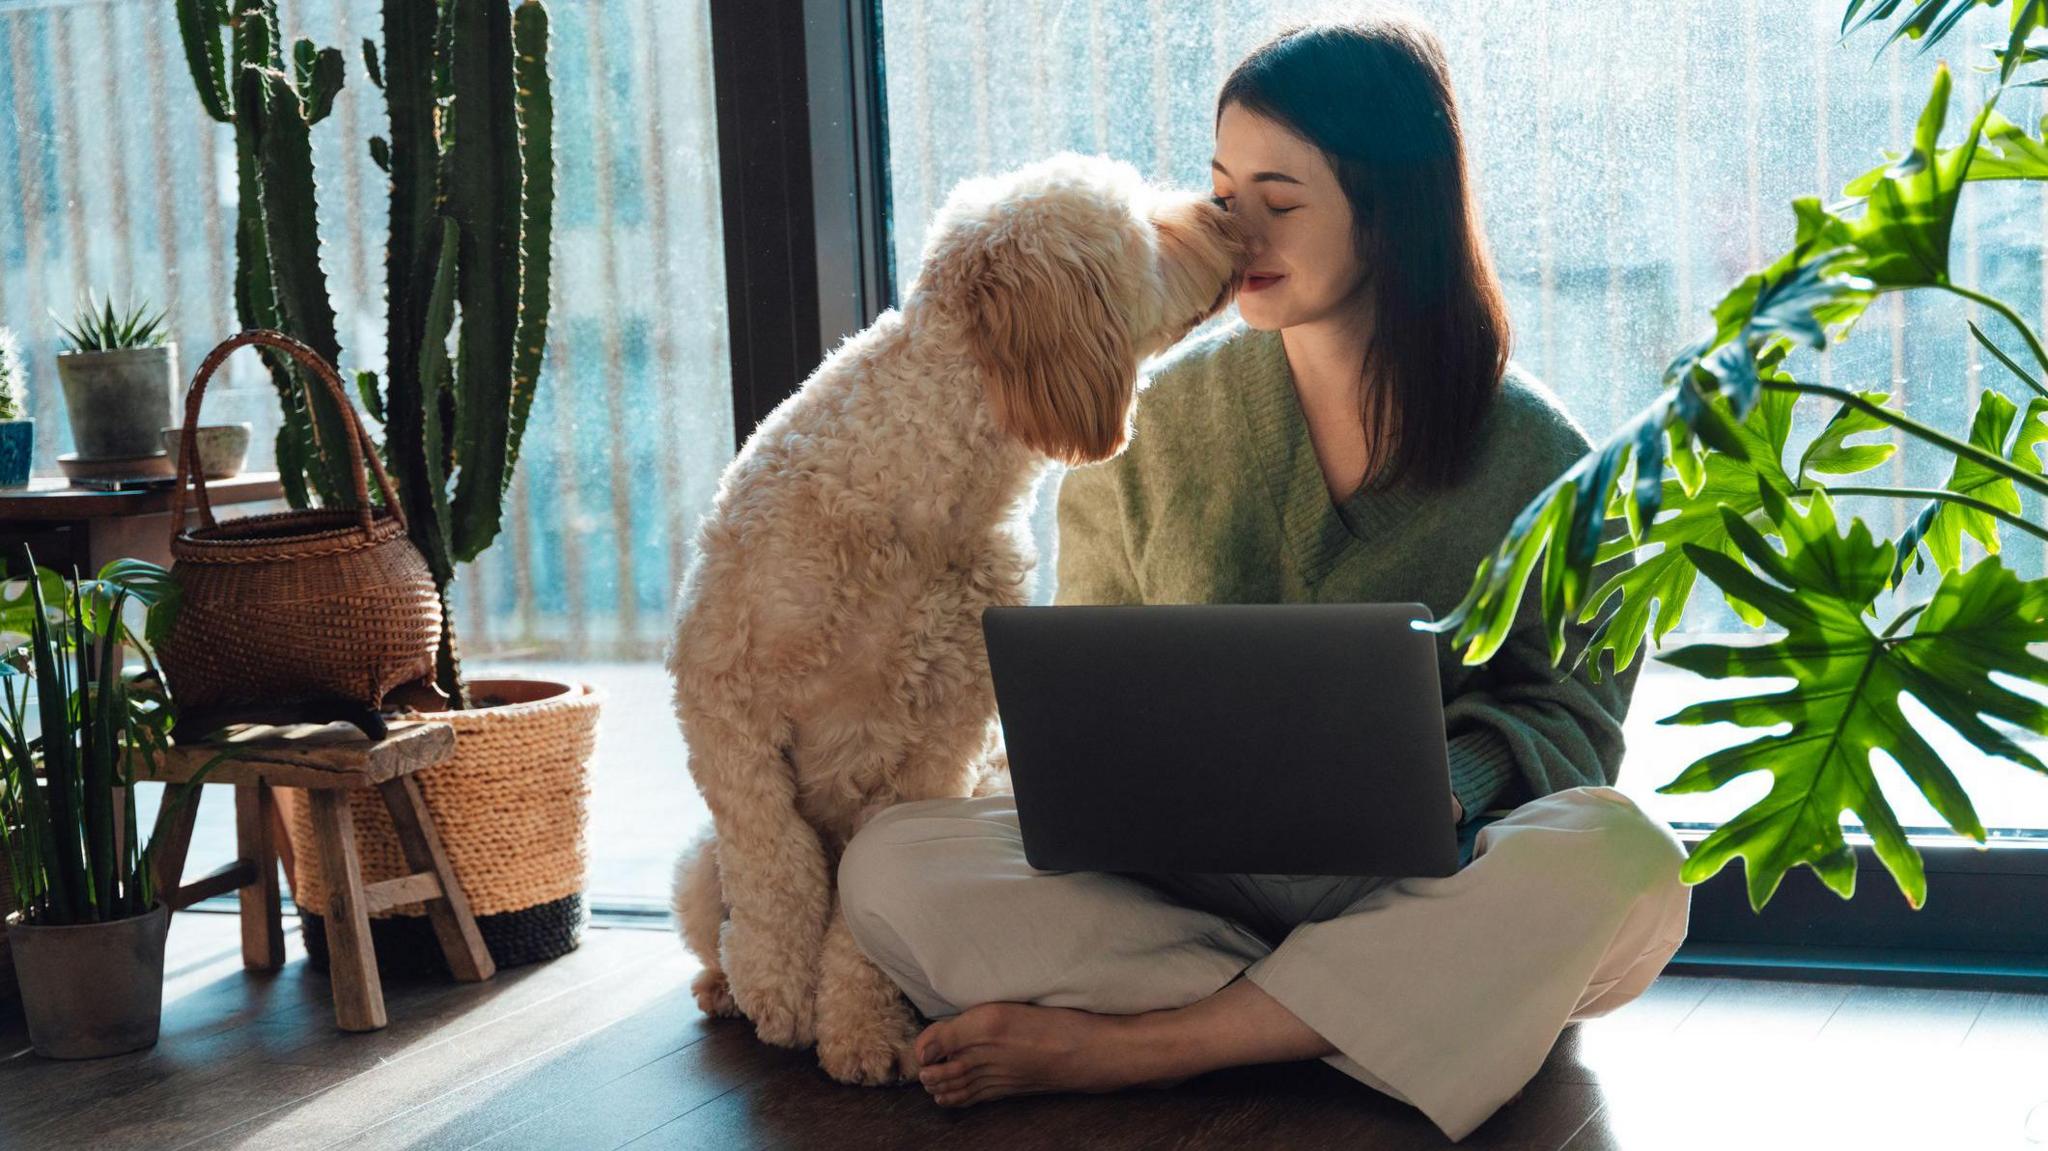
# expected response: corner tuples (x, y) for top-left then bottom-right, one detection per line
(6, 902), (170, 1059)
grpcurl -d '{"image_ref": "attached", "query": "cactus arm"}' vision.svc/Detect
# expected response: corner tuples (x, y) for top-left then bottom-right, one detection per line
(445, 0), (521, 562)
(355, 369), (385, 425)
(416, 217), (460, 588)
(381, 0), (448, 568)
(176, 0), (232, 123)
(250, 65), (355, 507)
(504, 0), (552, 484)
(291, 39), (345, 124)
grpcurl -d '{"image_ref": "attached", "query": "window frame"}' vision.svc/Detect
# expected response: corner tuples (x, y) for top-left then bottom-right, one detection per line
(712, 0), (2048, 982)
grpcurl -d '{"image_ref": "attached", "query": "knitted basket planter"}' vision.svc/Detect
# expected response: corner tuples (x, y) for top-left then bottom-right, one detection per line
(284, 679), (601, 974)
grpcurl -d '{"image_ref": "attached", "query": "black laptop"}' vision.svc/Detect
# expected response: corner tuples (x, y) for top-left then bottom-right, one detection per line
(982, 603), (1460, 877)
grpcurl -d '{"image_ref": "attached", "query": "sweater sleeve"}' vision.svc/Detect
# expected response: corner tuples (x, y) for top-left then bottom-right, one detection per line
(1439, 526), (1640, 820)
(1053, 462), (1142, 605)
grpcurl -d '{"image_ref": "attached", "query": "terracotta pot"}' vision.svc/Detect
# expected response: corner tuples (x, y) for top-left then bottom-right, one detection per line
(7, 902), (169, 1059)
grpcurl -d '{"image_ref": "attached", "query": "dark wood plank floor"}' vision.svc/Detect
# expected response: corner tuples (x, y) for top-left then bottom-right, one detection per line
(3, 910), (2045, 1150)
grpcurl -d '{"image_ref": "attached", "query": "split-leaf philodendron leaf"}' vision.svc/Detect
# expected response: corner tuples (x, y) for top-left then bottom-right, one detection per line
(1658, 484), (2048, 910)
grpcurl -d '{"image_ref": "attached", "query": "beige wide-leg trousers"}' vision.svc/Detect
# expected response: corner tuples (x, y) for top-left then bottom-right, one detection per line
(837, 786), (1691, 1142)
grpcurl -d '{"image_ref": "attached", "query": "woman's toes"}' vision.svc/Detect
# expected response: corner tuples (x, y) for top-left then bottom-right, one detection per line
(915, 1018), (968, 1065)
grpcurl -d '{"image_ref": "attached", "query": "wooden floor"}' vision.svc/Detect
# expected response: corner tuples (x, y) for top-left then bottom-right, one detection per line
(3, 912), (2046, 1151)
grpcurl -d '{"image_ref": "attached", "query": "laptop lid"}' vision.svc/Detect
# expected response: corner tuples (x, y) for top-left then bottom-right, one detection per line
(983, 603), (1459, 877)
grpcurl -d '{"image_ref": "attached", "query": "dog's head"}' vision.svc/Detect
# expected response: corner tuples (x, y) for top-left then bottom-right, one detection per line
(914, 153), (1245, 465)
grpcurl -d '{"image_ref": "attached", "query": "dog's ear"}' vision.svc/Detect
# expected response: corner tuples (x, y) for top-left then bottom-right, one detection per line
(961, 230), (1138, 465)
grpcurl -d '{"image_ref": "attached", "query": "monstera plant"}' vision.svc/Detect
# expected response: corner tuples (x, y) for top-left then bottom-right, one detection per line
(1433, 0), (2048, 910)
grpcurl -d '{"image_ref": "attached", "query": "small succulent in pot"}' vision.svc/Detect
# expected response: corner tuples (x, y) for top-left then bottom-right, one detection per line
(51, 292), (179, 463)
(0, 330), (31, 488)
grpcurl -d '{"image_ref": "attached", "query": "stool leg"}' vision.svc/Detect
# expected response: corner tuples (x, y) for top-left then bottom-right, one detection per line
(234, 782), (286, 971)
(309, 790), (386, 1032)
(149, 784), (203, 912)
(377, 775), (495, 983)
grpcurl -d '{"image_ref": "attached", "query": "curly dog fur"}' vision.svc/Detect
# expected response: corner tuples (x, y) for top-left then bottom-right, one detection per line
(667, 153), (1243, 1086)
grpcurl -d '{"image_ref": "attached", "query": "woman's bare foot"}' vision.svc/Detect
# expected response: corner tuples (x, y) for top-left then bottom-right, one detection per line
(912, 1002), (1185, 1107)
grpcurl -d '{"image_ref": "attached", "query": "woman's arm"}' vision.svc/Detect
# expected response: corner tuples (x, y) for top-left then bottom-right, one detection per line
(1053, 463), (1142, 605)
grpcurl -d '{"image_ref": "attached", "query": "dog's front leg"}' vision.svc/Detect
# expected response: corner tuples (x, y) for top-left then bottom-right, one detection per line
(814, 895), (921, 1086)
(705, 788), (834, 1049)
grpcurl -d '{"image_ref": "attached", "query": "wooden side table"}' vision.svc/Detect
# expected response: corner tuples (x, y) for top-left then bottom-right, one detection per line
(0, 471), (286, 574)
(150, 720), (496, 1032)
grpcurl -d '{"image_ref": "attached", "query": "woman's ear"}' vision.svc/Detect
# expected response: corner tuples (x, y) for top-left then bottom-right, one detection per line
(960, 231), (1139, 465)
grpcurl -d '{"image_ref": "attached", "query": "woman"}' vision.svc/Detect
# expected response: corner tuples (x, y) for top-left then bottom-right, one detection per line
(836, 15), (1690, 1141)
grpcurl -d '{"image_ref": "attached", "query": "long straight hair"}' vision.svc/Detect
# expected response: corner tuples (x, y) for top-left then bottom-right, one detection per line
(1218, 15), (1511, 489)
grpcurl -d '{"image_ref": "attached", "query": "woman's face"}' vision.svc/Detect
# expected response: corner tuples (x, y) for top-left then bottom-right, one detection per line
(1210, 102), (1366, 332)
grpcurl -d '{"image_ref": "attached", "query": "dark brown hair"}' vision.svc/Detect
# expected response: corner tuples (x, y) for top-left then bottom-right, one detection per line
(1218, 15), (1511, 489)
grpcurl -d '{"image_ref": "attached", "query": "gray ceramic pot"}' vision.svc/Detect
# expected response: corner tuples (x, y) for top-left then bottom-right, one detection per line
(7, 902), (170, 1059)
(56, 344), (180, 460)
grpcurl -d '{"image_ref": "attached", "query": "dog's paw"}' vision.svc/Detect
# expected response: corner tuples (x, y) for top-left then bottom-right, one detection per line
(691, 968), (743, 1019)
(735, 981), (816, 1048)
(815, 1009), (920, 1087)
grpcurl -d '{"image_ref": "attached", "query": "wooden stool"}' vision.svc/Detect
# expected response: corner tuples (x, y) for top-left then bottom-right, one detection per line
(149, 720), (496, 1031)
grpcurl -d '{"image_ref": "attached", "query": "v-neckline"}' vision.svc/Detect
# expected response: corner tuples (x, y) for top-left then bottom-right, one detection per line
(1232, 329), (1425, 585)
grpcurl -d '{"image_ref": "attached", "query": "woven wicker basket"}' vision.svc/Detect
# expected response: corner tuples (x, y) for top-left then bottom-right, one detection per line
(156, 331), (441, 737)
(286, 679), (601, 971)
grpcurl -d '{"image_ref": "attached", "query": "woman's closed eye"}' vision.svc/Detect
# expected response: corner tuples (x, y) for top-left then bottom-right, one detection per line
(1210, 194), (1299, 217)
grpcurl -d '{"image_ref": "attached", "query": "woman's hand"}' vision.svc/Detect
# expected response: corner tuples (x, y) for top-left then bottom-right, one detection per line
(1451, 794), (1464, 825)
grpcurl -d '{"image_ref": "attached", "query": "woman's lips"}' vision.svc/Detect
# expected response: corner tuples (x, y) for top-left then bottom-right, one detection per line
(1243, 273), (1284, 293)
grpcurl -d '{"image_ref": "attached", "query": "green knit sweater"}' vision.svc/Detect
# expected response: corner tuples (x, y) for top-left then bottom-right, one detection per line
(1053, 319), (1638, 823)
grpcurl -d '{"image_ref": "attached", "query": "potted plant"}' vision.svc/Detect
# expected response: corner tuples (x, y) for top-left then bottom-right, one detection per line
(1434, 3), (2048, 912)
(179, 0), (597, 971)
(0, 328), (32, 488)
(52, 293), (178, 463)
(1, 556), (184, 1058)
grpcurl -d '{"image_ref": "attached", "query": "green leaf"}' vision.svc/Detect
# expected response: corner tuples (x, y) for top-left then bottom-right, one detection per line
(1578, 385), (1803, 676)
(1836, 65), (1995, 289)
(1969, 318), (2048, 400)
(1797, 390), (1898, 482)
(1427, 391), (1676, 666)
(1658, 487), (2048, 909)
(1902, 392), (2048, 573)
(1665, 199), (1874, 416)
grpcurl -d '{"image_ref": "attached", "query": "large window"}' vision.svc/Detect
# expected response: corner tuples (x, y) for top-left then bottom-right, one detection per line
(1, 0), (726, 905)
(877, 0), (2048, 838)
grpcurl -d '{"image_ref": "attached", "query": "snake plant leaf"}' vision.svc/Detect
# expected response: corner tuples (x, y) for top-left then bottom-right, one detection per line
(1797, 390), (1898, 482)
(1659, 485), (2048, 909)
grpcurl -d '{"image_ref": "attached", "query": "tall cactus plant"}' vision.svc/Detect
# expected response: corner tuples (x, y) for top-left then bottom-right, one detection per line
(178, 0), (555, 708)
(176, 0), (356, 511)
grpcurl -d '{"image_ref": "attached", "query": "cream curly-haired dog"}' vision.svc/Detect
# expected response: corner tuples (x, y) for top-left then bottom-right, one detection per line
(666, 152), (1243, 1086)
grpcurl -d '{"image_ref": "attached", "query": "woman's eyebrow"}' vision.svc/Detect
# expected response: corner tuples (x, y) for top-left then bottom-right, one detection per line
(1208, 159), (1304, 185)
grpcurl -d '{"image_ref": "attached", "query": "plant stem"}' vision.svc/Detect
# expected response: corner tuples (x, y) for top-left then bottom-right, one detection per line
(1794, 484), (2048, 546)
(1945, 283), (2048, 382)
(1767, 379), (2048, 502)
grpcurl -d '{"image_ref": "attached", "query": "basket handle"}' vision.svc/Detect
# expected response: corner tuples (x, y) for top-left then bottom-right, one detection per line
(171, 329), (407, 542)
